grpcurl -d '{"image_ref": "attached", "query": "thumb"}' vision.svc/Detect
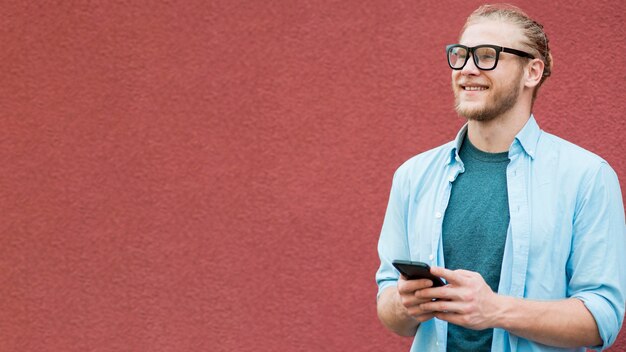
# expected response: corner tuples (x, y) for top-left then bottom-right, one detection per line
(430, 266), (461, 285)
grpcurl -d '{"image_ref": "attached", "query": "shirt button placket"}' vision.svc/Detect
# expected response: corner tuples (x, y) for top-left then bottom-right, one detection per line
(432, 212), (443, 265)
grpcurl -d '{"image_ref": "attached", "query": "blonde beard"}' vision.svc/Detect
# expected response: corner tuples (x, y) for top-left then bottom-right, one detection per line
(453, 69), (524, 121)
(454, 86), (519, 121)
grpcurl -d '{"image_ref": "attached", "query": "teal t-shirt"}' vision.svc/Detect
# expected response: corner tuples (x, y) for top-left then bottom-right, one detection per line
(442, 135), (510, 352)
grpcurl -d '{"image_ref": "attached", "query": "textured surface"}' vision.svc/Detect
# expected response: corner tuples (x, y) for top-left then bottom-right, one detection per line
(1, 1), (624, 351)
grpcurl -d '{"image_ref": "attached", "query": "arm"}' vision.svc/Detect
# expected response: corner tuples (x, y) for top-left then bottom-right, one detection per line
(417, 267), (602, 348)
(495, 295), (601, 348)
(376, 165), (427, 336)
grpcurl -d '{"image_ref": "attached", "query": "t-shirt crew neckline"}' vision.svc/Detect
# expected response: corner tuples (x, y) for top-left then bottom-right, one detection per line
(462, 135), (510, 163)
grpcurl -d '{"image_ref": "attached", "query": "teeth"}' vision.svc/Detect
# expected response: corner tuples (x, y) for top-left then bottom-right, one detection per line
(464, 86), (487, 91)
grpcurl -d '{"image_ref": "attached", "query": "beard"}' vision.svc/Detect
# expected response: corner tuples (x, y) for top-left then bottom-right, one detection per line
(453, 71), (523, 122)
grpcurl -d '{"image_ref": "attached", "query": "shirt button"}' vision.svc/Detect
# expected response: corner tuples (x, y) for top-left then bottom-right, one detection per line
(429, 254), (434, 261)
(435, 212), (442, 219)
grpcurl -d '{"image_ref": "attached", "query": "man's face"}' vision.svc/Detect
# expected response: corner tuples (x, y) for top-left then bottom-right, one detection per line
(452, 19), (527, 121)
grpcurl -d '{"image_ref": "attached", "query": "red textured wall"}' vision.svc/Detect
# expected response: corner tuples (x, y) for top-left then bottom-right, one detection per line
(1, 1), (624, 351)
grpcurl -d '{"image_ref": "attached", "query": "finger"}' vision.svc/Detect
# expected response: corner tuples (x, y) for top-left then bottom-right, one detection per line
(399, 293), (420, 308)
(400, 292), (436, 308)
(430, 266), (465, 285)
(433, 311), (462, 325)
(398, 278), (434, 294)
(419, 300), (465, 314)
(414, 285), (453, 301)
(408, 311), (436, 323)
(454, 269), (478, 279)
(417, 312), (436, 323)
(406, 302), (437, 317)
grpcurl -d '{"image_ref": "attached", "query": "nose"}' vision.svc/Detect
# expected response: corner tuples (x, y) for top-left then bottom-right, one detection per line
(461, 53), (480, 75)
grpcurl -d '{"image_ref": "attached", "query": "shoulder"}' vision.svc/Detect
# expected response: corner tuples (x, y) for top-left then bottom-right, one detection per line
(536, 131), (619, 191)
(538, 131), (610, 171)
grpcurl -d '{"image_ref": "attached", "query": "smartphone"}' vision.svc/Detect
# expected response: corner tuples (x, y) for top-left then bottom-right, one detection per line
(392, 260), (445, 287)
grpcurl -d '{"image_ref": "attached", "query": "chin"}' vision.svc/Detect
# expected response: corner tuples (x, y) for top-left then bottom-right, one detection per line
(455, 101), (488, 121)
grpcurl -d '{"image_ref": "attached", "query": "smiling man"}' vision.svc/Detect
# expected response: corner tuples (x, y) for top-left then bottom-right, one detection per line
(375, 4), (626, 352)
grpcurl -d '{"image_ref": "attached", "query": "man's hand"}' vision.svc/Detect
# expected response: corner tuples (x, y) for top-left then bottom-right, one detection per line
(376, 276), (438, 336)
(397, 275), (438, 323)
(415, 267), (502, 330)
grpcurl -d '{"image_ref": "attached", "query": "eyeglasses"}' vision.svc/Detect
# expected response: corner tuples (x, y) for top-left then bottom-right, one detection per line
(446, 44), (535, 71)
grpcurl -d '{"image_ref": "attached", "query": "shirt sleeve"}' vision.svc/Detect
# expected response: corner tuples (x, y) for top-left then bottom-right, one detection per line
(567, 162), (626, 350)
(376, 166), (412, 299)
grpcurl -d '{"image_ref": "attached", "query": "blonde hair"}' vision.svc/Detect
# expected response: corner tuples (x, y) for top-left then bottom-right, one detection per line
(462, 4), (553, 101)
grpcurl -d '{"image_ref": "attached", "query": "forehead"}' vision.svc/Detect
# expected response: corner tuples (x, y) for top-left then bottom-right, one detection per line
(460, 19), (526, 48)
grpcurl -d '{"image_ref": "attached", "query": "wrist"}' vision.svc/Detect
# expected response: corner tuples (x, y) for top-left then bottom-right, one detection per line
(390, 287), (420, 336)
(490, 294), (515, 330)
(394, 289), (415, 321)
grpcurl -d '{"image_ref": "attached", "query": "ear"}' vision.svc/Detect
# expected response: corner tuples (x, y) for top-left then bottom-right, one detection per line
(524, 59), (544, 88)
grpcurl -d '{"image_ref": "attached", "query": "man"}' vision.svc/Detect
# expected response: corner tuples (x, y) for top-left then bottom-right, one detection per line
(375, 4), (626, 352)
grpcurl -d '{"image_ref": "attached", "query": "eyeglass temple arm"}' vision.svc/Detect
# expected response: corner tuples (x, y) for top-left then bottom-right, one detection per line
(501, 47), (535, 59)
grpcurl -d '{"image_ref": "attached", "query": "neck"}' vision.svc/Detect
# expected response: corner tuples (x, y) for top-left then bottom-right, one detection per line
(466, 105), (531, 153)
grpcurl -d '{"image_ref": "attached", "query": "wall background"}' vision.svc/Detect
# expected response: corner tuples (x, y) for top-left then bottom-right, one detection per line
(1, 0), (624, 351)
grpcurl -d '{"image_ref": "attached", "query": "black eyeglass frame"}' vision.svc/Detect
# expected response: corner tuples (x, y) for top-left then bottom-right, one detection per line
(446, 44), (535, 71)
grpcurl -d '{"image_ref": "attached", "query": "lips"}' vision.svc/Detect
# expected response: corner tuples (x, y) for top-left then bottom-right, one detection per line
(463, 86), (488, 91)
(460, 83), (489, 91)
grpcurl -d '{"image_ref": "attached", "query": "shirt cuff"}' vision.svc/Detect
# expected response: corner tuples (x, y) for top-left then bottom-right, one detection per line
(376, 280), (398, 301)
(572, 292), (623, 350)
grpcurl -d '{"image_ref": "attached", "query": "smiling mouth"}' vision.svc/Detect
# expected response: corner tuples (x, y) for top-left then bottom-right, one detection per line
(462, 85), (488, 91)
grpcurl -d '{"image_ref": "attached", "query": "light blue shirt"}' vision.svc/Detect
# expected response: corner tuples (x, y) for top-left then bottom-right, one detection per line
(376, 116), (626, 351)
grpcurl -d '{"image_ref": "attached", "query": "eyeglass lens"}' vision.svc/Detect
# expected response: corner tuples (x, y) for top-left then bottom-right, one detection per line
(448, 46), (498, 70)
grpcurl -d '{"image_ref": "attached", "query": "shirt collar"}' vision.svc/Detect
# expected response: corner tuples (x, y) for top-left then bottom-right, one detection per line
(447, 114), (542, 165)
(448, 123), (468, 165)
(510, 114), (541, 160)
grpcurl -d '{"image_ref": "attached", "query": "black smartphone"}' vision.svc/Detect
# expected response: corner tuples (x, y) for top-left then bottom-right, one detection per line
(392, 260), (445, 287)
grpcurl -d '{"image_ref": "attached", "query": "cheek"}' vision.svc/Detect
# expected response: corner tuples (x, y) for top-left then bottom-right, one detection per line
(451, 73), (462, 90)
